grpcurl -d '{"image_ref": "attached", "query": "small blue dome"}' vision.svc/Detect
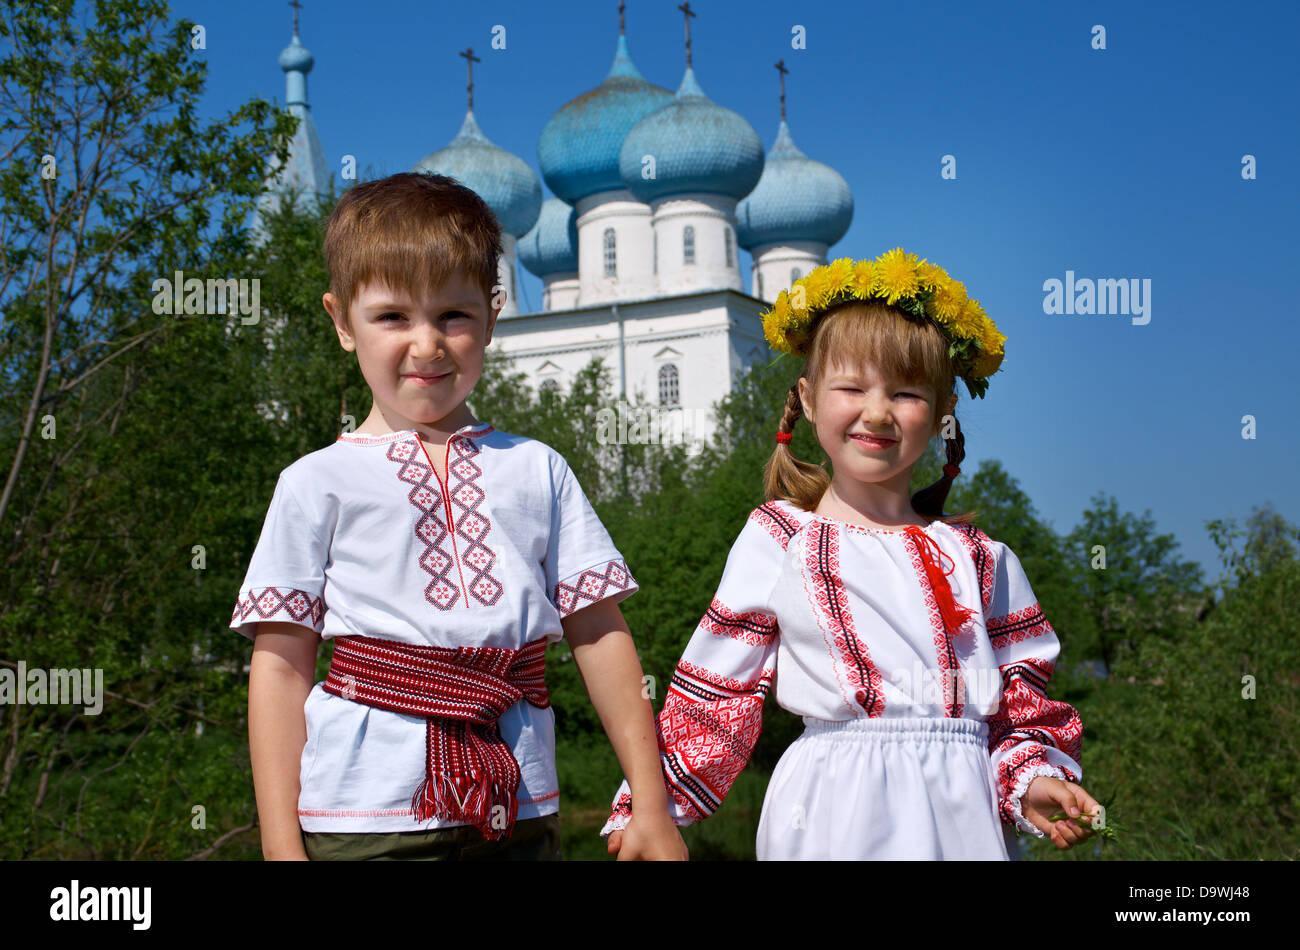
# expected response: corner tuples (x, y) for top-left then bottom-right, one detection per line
(538, 34), (675, 204)
(278, 34), (313, 73)
(619, 67), (764, 203)
(735, 120), (853, 248)
(517, 197), (578, 277)
(414, 110), (542, 238)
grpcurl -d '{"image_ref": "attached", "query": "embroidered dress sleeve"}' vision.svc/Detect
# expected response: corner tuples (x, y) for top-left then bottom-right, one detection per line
(600, 508), (787, 836)
(229, 474), (329, 641)
(984, 541), (1084, 838)
(545, 457), (638, 618)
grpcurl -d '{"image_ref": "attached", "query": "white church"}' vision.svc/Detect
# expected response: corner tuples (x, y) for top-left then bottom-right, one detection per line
(257, 3), (854, 446)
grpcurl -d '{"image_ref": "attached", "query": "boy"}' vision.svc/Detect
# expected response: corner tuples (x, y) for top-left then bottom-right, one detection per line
(232, 172), (685, 861)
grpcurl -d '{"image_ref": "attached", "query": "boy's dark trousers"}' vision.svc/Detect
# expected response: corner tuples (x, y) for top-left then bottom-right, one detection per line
(300, 814), (561, 861)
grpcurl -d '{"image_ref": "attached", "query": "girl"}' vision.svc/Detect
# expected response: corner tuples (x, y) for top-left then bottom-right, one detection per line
(601, 249), (1099, 860)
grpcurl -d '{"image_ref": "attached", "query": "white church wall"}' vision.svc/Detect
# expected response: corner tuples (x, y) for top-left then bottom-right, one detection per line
(651, 192), (742, 296)
(749, 239), (829, 303)
(574, 189), (656, 305)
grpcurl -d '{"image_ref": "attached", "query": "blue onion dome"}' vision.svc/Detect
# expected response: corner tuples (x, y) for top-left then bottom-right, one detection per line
(735, 119), (853, 249)
(413, 110), (542, 237)
(517, 196), (578, 277)
(278, 33), (313, 73)
(618, 67), (765, 204)
(538, 33), (675, 204)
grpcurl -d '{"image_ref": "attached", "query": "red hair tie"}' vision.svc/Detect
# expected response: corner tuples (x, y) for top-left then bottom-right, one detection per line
(775, 432), (793, 444)
(942, 463), (961, 479)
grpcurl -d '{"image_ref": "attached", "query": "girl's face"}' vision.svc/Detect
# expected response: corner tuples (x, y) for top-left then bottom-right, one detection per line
(798, 360), (953, 490)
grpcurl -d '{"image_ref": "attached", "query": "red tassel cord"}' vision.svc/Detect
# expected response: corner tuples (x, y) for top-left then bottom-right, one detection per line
(904, 527), (976, 638)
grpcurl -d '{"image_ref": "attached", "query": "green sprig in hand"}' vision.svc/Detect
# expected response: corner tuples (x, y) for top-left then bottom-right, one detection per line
(1048, 787), (1121, 851)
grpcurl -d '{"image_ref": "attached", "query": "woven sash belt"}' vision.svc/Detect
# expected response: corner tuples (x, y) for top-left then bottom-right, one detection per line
(321, 634), (550, 841)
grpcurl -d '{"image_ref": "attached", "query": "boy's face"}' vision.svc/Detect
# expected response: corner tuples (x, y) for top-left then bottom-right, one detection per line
(323, 270), (499, 432)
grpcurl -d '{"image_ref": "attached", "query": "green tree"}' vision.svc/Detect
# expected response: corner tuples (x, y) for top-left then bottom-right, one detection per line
(0, 0), (298, 858)
(1065, 493), (1206, 673)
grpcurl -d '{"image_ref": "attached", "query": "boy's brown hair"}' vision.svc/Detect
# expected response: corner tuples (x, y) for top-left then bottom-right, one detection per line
(322, 172), (503, 328)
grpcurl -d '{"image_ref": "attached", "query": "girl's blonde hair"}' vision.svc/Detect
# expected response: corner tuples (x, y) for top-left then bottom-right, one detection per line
(762, 299), (977, 525)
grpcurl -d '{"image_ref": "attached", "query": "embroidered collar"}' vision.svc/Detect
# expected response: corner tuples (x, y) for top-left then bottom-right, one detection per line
(338, 422), (494, 445)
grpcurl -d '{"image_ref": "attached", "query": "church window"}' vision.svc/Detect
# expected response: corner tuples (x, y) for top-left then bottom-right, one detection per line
(658, 363), (680, 407)
(757, 270), (764, 298)
(604, 228), (617, 277)
(791, 266), (801, 284)
(725, 228), (733, 268)
(683, 226), (695, 265)
(540, 378), (560, 395)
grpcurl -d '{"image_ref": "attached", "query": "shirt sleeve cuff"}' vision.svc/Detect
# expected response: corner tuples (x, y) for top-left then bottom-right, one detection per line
(553, 558), (637, 618)
(230, 586), (326, 640)
(1005, 763), (1070, 838)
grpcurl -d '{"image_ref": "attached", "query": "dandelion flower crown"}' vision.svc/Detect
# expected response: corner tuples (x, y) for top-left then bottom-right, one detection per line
(760, 247), (1007, 400)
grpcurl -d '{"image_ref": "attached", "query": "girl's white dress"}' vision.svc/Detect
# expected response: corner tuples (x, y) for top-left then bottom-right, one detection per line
(600, 499), (1084, 860)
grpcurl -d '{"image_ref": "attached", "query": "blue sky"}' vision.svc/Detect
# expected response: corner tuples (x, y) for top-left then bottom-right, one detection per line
(181, 0), (1299, 586)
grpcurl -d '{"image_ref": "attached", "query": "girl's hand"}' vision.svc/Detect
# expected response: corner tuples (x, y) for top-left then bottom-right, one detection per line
(1020, 775), (1101, 850)
(606, 811), (689, 861)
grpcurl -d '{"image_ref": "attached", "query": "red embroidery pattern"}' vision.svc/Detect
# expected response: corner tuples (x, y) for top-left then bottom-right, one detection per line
(554, 559), (633, 617)
(902, 532), (970, 719)
(385, 437), (462, 610)
(749, 501), (802, 549)
(987, 602), (1053, 650)
(947, 522), (997, 613)
(987, 662), (1083, 817)
(446, 436), (503, 606)
(657, 658), (773, 820)
(804, 521), (886, 716)
(233, 586), (325, 630)
(699, 598), (778, 646)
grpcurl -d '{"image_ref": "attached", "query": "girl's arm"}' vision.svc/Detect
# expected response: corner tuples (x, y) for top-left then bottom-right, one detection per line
(249, 621), (319, 860)
(981, 541), (1085, 839)
(600, 506), (788, 841)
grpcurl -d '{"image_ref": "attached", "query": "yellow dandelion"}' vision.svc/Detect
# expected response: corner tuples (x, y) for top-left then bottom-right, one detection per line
(918, 260), (952, 294)
(929, 277), (968, 323)
(972, 346), (1004, 379)
(948, 296), (986, 340)
(969, 317), (1006, 378)
(850, 260), (874, 297)
(800, 268), (834, 311)
(823, 258), (855, 300)
(979, 318), (1006, 356)
(872, 247), (922, 305)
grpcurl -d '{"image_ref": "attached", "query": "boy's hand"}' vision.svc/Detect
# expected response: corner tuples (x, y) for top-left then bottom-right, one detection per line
(1020, 775), (1101, 850)
(607, 812), (688, 861)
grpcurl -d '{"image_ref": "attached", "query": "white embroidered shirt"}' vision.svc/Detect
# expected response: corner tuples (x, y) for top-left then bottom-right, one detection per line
(231, 421), (637, 832)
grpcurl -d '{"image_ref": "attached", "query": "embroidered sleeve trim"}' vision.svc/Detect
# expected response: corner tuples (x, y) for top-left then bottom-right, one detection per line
(1002, 758), (1070, 838)
(749, 501), (802, 549)
(699, 598), (778, 646)
(987, 601), (1053, 649)
(554, 558), (635, 618)
(232, 586), (326, 632)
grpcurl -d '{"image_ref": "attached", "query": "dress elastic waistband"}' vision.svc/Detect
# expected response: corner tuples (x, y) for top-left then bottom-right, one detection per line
(800, 715), (989, 745)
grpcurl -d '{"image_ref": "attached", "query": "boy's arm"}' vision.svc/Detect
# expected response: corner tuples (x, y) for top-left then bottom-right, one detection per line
(249, 621), (319, 860)
(561, 598), (686, 860)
